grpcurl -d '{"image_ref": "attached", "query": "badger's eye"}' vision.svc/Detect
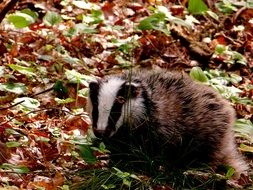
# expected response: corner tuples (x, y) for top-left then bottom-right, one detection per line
(116, 96), (126, 104)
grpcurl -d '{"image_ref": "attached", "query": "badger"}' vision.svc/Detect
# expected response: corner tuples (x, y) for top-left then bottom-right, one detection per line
(87, 69), (248, 177)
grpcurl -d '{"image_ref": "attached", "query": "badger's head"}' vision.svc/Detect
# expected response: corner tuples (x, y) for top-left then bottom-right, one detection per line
(87, 76), (146, 138)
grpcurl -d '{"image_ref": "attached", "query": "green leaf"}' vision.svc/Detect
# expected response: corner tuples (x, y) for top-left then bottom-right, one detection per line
(6, 141), (22, 148)
(55, 97), (75, 104)
(215, 1), (238, 14)
(113, 167), (130, 179)
(188, 0), (208, 15)
(78, 88), (89, 98)
(35, 136), (50, 142)
(60, 185), (70, 190)
(7, 12), (35, 28)
(5, 128), (22, 136)
(91, 142), (110, 154)
(206, 10), (219, 21)
(101, 184), (116, 189)
(8, 64), (35, 77)
(21, 8), (38, 20)
(13, 97), (40, 109)
(65, 69), (93, 86)
(78, 145), (97, 164)
(239, 144), (253, 153)
(53, 80), (68, 97)
(190, 67), (209, 83)
(225, 167), (235, 179)
(0, 82), (27, 94)
(231, 51), (247, 65)
(43, 11), (62, 26)
(123, 178), (131, 187)
(65, 23), (97, 37)
(90, 9), (104, 24)
(215, 44), (226, 54)
(138, 12), (166, 30)
(1, 163), (29, 174)
(234, 119), (253, 137)
(229, 73), (242, 84)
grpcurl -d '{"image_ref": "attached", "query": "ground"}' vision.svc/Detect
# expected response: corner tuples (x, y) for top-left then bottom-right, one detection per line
(0, 0), (252, 189)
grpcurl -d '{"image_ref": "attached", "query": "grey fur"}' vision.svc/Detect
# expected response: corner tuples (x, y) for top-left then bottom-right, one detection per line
(88, 69), (248, 177)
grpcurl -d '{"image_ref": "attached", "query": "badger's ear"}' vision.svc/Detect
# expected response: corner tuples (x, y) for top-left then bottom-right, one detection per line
(125, 82), (141, 98)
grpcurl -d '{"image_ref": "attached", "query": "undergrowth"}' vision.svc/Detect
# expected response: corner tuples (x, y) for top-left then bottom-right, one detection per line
(72, 139), (229, 190)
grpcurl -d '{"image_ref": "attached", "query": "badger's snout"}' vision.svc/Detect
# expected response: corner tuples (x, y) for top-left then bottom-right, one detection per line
(93, 127), (115, 138)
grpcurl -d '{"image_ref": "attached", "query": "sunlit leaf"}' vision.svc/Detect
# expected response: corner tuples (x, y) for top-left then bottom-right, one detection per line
(206, 11), (219, 21)
(113, 167), (130, 179)
(8, 64), (35, 76)
(138, 12), (166, 30)
(157, 6), (192, 29)
(231, 51), (247, 65)
(89, 9), (104, 24)
(0, 83), (27, 94)
(43, 11), (62, 26)
(225, 167), (235, 179)
(215, 0), (238, 14)
(78, 88), (89, 98)
(1, 163), (29, 174)
(230, 96), (253, 106)
(21, 8), (38, 20)
(35, 136), (50, 142)
(55, 98), (75, 104)
(5, 128), (22, 136)
(65, 23), (97, 37)
(215, 44), (227, 54)
(13, 97), (40, 109)
(234, 119), (253, 136)
(7, 12), (35, 28)
(123, 178), (131, 187)
(190, 67), (209, 83)
(101, 184), (116, 189)
(229, 73), (242, 84)
(65, 69), (93, 86)
(6, 141), (22, 148)
(72, 1), (100, 10)
(239, 144), (253, 153)
(188, 0), (208, 15)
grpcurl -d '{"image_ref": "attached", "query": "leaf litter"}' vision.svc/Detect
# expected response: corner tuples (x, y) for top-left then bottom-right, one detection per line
(0, 0), (252, 189)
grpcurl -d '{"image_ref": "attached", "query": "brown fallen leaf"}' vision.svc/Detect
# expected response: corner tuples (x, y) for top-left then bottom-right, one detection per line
(0, 141), (11, 163)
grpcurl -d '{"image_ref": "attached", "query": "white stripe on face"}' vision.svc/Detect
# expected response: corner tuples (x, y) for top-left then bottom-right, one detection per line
(97, 77), (125, 131)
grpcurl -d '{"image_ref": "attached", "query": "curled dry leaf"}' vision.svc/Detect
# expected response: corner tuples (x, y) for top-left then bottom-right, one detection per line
(64, 115), (89, 134)
(27, 172), (64, 190)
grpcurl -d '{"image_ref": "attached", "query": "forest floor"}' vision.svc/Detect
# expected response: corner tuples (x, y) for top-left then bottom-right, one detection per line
(0, 0), (252, 189)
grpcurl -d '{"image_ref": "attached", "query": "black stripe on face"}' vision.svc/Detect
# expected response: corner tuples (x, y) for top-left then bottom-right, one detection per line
(106, 82), (140, 136)
(106, 84), (126, 136)
(89, 81), (99, 129)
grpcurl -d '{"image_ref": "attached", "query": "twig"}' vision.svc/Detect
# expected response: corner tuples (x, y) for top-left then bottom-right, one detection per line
(0, 100), (25, 110)
(0, 87), (53, 111)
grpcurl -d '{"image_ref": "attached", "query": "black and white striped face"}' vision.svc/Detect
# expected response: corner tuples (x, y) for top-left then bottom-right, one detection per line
(88, 77), (145, 138)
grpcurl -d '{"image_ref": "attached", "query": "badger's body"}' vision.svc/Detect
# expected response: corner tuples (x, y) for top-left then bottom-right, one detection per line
(87, 69), (248, 176)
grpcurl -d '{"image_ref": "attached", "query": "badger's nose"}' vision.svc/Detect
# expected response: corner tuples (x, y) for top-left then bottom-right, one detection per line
(93, 128), (105, 138)
(93, 127), (114, 138)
